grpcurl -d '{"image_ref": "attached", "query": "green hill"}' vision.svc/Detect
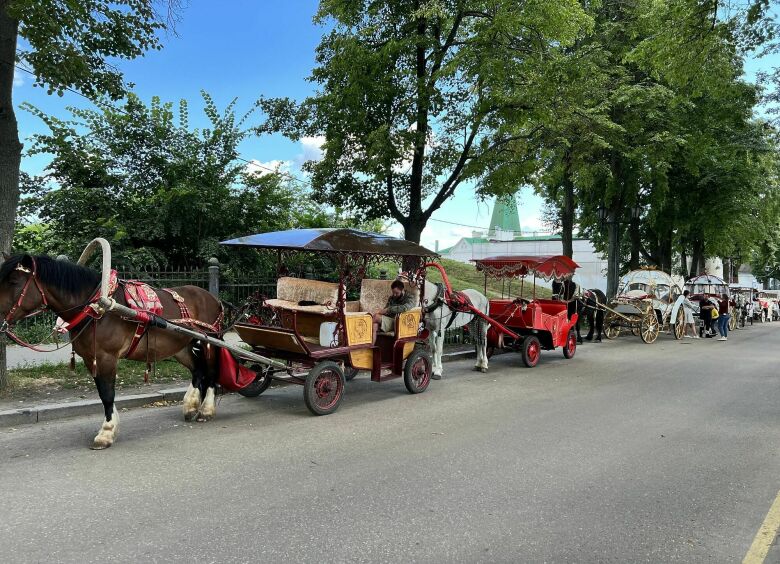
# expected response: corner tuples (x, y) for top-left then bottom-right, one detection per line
(427, 258), (552, 299)
(373, 258), (551, 299)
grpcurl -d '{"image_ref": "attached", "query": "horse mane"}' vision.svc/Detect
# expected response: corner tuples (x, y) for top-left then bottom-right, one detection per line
(0, 254), (101, 297)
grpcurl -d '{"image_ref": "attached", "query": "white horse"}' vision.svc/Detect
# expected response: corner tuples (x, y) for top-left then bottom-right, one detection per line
(423, 279), (490, 379)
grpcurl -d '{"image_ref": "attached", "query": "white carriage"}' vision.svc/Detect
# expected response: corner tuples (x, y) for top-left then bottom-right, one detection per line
(603, 269), (685, 343)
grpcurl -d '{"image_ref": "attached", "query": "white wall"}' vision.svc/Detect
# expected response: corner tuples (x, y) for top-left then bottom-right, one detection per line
(444, 237), (608, 292)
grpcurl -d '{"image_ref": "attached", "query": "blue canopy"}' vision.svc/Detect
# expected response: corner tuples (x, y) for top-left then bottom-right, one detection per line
(220, 228), (437, 257)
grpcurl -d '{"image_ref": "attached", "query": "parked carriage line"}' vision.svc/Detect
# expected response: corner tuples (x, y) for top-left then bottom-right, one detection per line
(0, 229), (765, 449)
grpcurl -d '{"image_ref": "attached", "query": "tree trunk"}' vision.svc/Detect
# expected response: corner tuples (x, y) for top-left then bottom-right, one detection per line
(0, 2), (21, 390)
(629, 218), (640, 270)
(403, 218), (424, 245)
(560, 173), (575, 258)
(690, 239), (704, 276)
(660, 232), (673, 273)
(680, 245), (689, 279)
(606, 217), (621, 299)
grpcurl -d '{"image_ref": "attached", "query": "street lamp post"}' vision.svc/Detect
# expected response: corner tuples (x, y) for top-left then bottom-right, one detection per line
(598, 203), (641, 298)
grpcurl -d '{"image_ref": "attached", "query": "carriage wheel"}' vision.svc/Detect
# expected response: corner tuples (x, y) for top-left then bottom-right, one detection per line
(728, 313), (737, 332)
(562, 329), (577, 359)
(640, 311), (660, 344)
(404, 349), (432, 394)
(304, 361), (345, 416)
(521, 336), (541, 368)
(237, 365), (273, 398)
(604, 313), (621, 339)
(673, 307), (685, 340)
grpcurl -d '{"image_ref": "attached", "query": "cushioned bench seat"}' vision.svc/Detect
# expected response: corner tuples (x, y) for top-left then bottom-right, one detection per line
(265, 277), (340, 314)
(264, 299), (336, 314)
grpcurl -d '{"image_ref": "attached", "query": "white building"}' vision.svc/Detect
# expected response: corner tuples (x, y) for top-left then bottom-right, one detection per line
(439, 196), (609, 292)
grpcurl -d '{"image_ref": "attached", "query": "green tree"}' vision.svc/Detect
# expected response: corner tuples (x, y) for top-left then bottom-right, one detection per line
(260, 0), (593, 243)
(0, 0), (173, 389)
(20, 93), (322, 268)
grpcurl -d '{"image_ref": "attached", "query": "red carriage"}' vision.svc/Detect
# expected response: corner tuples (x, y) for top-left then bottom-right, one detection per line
(470, 255), (580, 367)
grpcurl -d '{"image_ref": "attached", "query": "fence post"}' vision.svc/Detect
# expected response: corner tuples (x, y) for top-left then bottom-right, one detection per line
(208, 257), (220, 297)
(379, 269), (388, 280)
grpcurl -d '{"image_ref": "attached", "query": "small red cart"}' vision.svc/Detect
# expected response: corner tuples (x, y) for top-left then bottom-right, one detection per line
(471, 255), (580, 367)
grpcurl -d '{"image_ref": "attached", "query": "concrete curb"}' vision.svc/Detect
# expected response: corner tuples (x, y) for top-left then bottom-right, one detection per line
(0, 387), (189, 428)
(0, 349), (477, 428)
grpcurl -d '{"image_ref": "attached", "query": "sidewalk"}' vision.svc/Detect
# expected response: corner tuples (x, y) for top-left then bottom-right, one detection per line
(0, 339), (478, 428)
(4, 332), (245, 369)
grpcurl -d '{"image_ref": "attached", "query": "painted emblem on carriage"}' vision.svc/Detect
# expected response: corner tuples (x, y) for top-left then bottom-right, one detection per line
(355, 319), (369, 339)
(404, 315), (416, 330)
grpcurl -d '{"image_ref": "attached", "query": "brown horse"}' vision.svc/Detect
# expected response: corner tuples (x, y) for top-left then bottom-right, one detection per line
(0, 254), (224, 449)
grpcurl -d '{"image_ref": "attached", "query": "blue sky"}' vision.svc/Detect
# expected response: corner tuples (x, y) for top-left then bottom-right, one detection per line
(12, 1), (778, 251)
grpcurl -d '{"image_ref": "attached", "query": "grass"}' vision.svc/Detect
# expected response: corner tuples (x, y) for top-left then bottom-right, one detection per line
(3, 358), (191, 400)
(427, 258), (552, 299)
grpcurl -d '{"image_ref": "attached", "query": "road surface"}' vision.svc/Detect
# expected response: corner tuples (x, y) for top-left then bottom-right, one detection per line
(0, 324), (778, 562)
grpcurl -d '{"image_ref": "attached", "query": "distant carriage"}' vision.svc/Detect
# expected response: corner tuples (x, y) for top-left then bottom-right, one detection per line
(603, 269), (685, 343)
(686, 274), (735, 334)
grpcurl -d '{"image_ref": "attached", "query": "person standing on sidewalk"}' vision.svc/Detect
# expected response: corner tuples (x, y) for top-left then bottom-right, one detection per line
(717, 293), (730, 341)
(682, 290), (699, 338)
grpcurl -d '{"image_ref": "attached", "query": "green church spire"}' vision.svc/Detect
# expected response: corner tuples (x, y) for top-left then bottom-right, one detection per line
(489, 194), (521, 237)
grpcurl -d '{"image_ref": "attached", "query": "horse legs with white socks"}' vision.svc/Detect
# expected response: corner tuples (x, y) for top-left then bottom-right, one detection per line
(424, 280), (490, 379)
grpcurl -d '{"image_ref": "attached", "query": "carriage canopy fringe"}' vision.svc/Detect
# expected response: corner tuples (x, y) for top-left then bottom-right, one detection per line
(472, 255), (580, 281)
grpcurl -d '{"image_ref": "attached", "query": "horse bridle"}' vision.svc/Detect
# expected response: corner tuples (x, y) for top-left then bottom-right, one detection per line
(1, 258), (49, 332)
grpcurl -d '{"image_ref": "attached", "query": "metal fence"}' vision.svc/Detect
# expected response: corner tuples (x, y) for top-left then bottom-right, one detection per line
(11, 259), (471, 347)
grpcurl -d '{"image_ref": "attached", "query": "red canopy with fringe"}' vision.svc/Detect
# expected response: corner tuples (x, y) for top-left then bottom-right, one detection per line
(472, 255), (580, 280)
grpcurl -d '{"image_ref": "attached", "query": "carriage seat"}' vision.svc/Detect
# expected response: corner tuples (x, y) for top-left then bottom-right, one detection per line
(344, 279), (421, 337)
(264, 276), (340, 314)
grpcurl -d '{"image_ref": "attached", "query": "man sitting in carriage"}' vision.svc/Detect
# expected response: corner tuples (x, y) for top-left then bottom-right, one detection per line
(372, 279), (417, 338)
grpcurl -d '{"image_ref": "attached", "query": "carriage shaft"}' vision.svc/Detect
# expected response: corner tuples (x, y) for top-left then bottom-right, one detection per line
(99, 297), (288, 370)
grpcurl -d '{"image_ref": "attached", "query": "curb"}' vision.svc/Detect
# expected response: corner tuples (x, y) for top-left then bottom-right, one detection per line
(0, 387), (189, 428)
(0, 349), (479, 428)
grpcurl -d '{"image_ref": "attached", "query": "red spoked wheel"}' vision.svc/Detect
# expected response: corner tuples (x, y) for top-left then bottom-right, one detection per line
(562, 329), (577, 359)
(237, 364), (273, 398)
(404, 348), (432, 394)
(304, 361), (345, 416)
(522, 336), (541, 368)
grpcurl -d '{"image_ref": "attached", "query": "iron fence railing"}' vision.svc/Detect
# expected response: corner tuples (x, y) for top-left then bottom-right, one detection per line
(9, 259), (468, 347)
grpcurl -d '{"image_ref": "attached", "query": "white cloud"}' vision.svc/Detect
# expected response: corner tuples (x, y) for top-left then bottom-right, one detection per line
(298, 136), (325, 163)
(13, 69), (24, 88)
(244, 159), (293, 177)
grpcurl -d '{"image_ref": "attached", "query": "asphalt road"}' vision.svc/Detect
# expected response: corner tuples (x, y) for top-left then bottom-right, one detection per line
(1, 324), (778, 563)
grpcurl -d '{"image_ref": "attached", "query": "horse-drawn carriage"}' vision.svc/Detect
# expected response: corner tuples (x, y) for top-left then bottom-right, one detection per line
(729, 285), (754, 328)
(603, 269), (685, 343)
(470, 255), (580, 367)
(754, 290), (779, 322)
(685, 274), (735, 334)
(220, 228), (436, 415)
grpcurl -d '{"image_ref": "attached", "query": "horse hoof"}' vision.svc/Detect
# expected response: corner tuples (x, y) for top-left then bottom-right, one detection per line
(595, 338), (602, 343)
(90, 439), (112, 450)
(183, 409), (198, 422)
(432, 373), (442, 380)
(585, 336), (593, 341)
(479, 367), (488, 373)
(577, 338), (583, 344)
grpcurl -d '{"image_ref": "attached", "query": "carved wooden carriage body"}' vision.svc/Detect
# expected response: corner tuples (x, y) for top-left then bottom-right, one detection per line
(221, 228), (436, 415)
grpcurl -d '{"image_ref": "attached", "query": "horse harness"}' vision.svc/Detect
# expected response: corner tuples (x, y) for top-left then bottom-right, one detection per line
(1, 261), (222, 361)
(0, 259), (53, 350)
(424, 282), (475, 330)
